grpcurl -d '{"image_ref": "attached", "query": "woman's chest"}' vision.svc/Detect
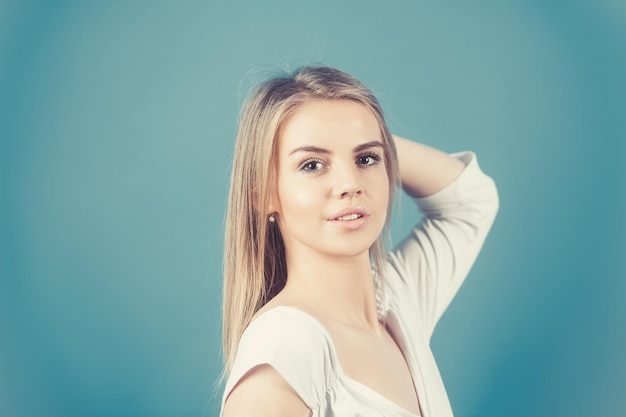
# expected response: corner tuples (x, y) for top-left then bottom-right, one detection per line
(325, 321), (422, 416)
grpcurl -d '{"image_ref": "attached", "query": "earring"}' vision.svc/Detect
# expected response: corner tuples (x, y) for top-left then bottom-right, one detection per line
(268, 214), (276, 223)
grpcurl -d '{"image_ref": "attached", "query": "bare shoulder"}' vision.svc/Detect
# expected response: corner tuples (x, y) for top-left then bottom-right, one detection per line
(222, 364), (311, 417)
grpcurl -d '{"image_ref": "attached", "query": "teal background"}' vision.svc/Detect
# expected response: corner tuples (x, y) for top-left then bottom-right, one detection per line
(2, 1), (625, 416)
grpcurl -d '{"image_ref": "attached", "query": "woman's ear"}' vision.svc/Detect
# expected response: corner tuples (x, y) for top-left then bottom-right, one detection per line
(253, 186), (279, 218)
(263, 160), (280, 218)
(266, 191), (279, 216)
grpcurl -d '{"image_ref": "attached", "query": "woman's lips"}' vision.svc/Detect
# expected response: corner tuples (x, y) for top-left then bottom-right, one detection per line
(328, 207), (368, 230)
(329, 206), (367, 221)
(335, 213), (363, 221)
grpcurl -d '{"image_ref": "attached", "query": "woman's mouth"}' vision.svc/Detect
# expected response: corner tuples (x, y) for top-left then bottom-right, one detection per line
(328, 207), (368, 230)
(335, 213), (363, 221)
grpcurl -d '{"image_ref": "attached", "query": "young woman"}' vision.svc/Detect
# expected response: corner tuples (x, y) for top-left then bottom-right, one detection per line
(220, 66), (499, 417)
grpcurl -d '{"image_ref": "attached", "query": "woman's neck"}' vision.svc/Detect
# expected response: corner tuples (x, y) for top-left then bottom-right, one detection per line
(280, 249), (381, 334)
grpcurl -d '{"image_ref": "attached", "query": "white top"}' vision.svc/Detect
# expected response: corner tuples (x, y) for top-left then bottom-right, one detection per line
(221, 152), (499, 417)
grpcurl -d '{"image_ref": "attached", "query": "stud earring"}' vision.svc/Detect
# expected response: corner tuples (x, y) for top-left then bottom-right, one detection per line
(268, 214), (276, 223)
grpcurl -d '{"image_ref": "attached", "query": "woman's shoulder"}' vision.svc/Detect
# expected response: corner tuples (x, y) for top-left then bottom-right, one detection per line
(223, 304), (339, 411)
(250, 292), (331, 335)
(244, 304), (333, 348)
(222, 363), (311, 417)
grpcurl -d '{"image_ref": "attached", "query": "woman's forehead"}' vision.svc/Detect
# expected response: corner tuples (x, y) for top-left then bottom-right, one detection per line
(277, 100), (383, 154)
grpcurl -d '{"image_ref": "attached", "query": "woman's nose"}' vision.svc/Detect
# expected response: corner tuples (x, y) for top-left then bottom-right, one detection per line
(339, 183), (362, 198)
(333, 167), (363, 198)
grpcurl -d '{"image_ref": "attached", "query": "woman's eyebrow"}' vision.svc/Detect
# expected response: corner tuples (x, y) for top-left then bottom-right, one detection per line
(353, 141), (383, 152)
(288, 146), (330, 156)
(288, 141), (383, 156)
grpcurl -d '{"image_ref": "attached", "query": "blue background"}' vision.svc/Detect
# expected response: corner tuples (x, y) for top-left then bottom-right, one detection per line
(2, 1), (625, 416)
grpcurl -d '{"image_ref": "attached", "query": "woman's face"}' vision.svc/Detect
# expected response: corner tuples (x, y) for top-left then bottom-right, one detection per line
(270, 99), (389, 261)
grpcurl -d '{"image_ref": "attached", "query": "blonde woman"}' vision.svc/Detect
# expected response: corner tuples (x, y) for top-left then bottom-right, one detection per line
(220, 66), (498, 417)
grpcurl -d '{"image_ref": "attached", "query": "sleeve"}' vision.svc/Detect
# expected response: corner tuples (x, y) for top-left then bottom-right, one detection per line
(386, 151), (499, 339)
(220, 308), (336, 415)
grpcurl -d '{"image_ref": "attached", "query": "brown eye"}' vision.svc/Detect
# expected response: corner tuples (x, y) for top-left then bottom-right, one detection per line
(299, 159), (324, 173)
(357, 153), (382, 167)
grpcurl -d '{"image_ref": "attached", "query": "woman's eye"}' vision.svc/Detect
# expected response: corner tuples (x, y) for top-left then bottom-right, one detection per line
(357, 153), (382, 166)
(299, 159), (324, 172)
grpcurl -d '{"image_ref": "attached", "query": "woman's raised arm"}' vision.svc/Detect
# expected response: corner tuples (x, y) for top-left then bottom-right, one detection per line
(393, 135), (465, 198)
(387, 135), (499, 336)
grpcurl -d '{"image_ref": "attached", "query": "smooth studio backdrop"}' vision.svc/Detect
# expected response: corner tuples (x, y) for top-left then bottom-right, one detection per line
(2, 1), (625, 416)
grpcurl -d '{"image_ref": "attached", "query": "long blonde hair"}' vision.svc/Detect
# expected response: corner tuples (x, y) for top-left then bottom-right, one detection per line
(222, 66), (399, 372)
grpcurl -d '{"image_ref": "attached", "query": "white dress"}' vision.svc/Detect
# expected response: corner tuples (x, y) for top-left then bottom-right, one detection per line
(221, 152), (499, 417)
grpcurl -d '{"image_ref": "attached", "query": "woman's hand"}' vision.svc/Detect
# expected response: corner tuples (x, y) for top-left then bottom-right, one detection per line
(393, 135), (465, 198)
